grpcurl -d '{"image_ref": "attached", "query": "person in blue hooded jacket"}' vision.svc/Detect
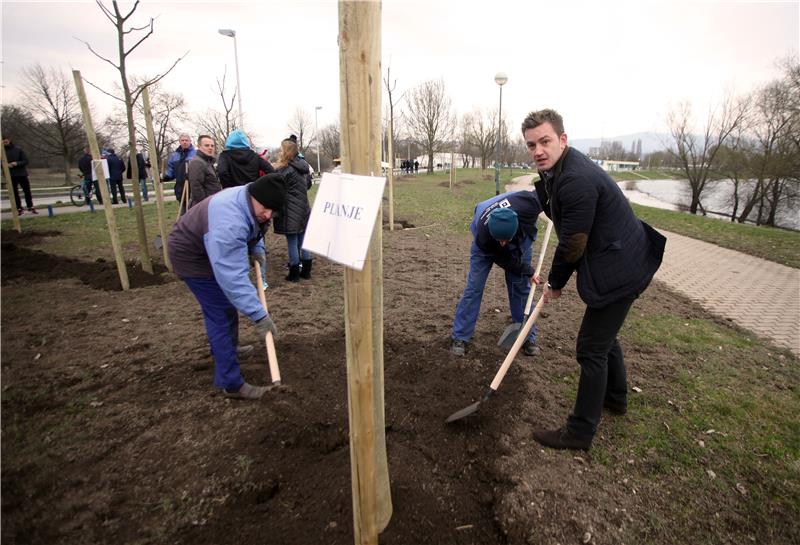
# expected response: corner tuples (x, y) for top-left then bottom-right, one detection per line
(217, 129), (275, 288)
(451, 190), (543, 357)
(167, 173), (285, 400)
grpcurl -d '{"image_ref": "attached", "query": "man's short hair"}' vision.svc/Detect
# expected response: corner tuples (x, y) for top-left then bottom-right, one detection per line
(179, 133), (191, 140)
(521, 109), (565, 136)
(197, 134), (213, 145)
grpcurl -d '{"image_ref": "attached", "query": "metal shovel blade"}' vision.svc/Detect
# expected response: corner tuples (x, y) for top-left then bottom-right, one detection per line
(154, 234), (163, 250)
(497, 322), (522, 350)
(445, 390), (494, 424)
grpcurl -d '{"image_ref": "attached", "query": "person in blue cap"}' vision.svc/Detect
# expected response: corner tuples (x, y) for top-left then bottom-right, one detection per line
(451, 190), (543, 357)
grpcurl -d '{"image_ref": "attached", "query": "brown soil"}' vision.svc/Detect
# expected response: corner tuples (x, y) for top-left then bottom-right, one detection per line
(1, 227), (796, 545)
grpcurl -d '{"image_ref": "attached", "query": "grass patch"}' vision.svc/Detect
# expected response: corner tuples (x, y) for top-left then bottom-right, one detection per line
(609, 312), (800, 524)
(630, 203), (800, 268)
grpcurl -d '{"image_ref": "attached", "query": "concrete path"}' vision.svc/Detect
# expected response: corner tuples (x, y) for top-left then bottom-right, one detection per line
(506, 175), (800, 356)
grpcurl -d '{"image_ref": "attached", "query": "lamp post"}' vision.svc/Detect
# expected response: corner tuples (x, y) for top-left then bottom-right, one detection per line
(218, 28), (244, 130)
(494, 72), (507, 195)
(315, 106), (322, 178)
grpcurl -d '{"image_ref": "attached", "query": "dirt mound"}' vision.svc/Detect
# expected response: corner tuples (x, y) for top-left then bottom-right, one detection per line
(1, 240), (171, 291)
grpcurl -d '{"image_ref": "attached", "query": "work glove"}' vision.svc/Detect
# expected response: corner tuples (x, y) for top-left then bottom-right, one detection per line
(255, 314), (277, 338)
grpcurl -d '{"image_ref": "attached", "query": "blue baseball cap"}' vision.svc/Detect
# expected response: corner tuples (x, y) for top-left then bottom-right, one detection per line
(488, 207), (518, 240)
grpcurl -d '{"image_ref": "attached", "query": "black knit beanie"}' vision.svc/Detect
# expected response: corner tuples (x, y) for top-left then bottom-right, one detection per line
(247, 173), (286, 210)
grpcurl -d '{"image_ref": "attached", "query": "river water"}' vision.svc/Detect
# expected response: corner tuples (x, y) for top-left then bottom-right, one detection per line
(619, 179), (800, 231)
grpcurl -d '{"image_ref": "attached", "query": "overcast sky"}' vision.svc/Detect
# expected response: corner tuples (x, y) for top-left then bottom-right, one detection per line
(2, 0), (798, 148)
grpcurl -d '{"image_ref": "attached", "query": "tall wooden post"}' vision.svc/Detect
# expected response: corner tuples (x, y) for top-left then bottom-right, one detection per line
(387, 118), (394, 231)
(142, 87), (171, 271)
(338, 2), (392, 544)
(0, 136), (22, 233)
(72, 70), (130, 291)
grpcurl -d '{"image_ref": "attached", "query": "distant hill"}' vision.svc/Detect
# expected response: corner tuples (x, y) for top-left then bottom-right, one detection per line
(569, 132), (670, 155)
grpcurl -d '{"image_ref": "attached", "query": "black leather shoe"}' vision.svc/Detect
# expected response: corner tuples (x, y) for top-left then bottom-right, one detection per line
(603, 400), (628, 415)
(532, 427), (592, 451)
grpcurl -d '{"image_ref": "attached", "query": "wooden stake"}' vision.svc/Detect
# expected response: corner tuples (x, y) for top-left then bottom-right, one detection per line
(253, 260), (281, 385)
(387, 117), (394, 231)
(72, 70), (130, 291)
(142, 87), (172, 271)
(339, 2), (392, 544)
(0, 136), (22, 233)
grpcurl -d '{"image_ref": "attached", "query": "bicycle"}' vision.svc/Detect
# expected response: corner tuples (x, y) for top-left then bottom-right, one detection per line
(70, 181), (100, 207)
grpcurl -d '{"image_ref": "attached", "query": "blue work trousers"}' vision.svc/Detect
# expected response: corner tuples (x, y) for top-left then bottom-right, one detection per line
(452, 240), (536, 343)
(183, 277), (243, 391)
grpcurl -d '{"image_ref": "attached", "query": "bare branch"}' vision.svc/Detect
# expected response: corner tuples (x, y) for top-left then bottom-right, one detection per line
(74, 37), (119, 71)
(129, 51), (189, 104)
(82, 76), (126, 103)
(95, 0), (117, 26)
(123, 18), (154, 58)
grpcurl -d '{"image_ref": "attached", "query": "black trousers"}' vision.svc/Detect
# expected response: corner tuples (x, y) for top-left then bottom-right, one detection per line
(11, 175), (34, 210)
(108, 178), (126, 204)
(567, 296), (636, 439)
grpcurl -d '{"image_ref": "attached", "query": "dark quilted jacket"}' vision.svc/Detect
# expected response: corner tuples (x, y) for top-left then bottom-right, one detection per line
(273, 158), (311, 235)
(535, 147), (666, 308)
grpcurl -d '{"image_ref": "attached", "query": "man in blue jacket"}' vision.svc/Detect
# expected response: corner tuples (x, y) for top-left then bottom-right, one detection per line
(162, 133), (197, 215)
(451, 190), (542, 357)
(168, 173), (285, 400)
(523, 109), (666, 450)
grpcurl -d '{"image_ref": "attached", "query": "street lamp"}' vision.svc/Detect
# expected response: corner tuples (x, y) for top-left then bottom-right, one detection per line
(315, 106), (322, 178)
(494, 72), (507, 195)
(218, 28), (244, 130)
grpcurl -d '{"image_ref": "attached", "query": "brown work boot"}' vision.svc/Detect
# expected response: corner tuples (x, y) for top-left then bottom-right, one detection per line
(224, 382), (267, 400)
(532, 427), (592, 451)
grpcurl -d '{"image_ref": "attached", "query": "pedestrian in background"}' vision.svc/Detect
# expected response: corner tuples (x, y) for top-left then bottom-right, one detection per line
(187, 135), (221, 208)
(2, 137), (37, 215)
(127, 151), (151, 201)
(162, 133), (196, 215)
(105, 148), (126, 205)
(77, 146), (103, 205)
(273, 138), (313, 282)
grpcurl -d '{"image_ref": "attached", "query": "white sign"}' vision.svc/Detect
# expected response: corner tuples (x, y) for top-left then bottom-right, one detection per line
(91, 159), (110, 181)
(302, 172), (387, 270)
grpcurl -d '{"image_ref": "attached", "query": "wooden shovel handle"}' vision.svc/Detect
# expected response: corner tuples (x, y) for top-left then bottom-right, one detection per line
(490, 294), (545, 391)
(523, 218), (554, 315)
(253, 261), (281, 385)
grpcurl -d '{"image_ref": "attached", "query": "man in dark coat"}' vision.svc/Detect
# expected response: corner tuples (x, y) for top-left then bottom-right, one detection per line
(77, 147), (103, 205)
(127, 151), (151, 201)
(522, 109), (666, 451)
(451, 191), (542, 357)
(2, 138), (37, 214)
(105, 148), (126, 205)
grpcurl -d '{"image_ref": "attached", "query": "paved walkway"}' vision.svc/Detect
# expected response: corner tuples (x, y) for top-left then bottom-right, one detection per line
(507, 175), (800, 356)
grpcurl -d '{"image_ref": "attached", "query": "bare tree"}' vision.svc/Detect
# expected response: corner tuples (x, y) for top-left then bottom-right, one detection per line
(666, 95), (746, 214)
(194, 69), (238, 150)
(287, 108), (313, 153)
(404, 79), (456, 173)
(78, 0), (187, 273)
(383, 65), (404, 168)
(463, 108), (496, 170)
(18, 64), (86, 182)
(319, 123), (341, 166)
